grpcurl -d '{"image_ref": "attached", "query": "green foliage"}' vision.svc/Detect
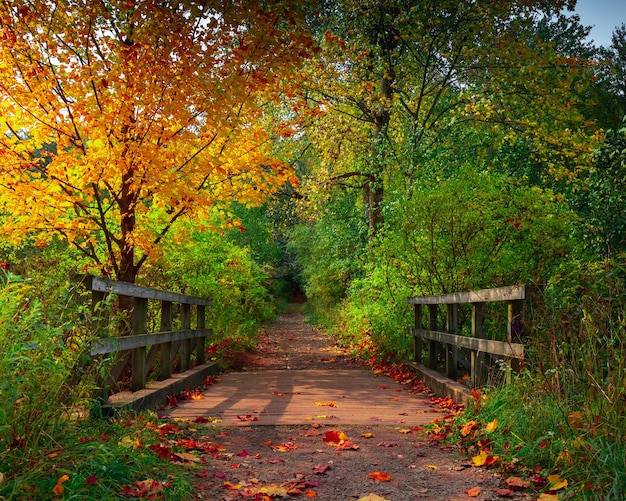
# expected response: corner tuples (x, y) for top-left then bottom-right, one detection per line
(0, 272), (97, 486)
(447, 256), (626, 500)
(0, 412), (194, 500)
(147, 227), (279, 349)
(570, 123), (626, 258)
(288, 191), (368, 320)
(384, 166), (575, 294)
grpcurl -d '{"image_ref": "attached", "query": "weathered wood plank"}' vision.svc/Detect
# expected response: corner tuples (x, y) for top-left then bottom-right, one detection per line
(408, 328), (524, 359)
(84, 276), (212, 306)
(407, 285), (526, 305)
(91, 329), (213, 356)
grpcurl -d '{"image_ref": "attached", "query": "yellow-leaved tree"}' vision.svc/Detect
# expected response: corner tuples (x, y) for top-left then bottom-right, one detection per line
(0, 0), (314, 283)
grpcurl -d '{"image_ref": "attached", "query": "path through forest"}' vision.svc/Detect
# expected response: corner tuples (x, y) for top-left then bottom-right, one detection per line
(159, 305), (526, 500)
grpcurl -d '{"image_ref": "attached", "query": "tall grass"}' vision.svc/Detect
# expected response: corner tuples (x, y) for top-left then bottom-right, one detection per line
(452, 257), (626, 500)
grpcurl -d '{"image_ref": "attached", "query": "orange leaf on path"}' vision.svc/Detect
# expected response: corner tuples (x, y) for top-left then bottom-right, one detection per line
(466, 486), (481, 497)
(460, 420), (477, 437)
(368, 472), (392, 482)
(506, 476), (530, 490)
(305, 490), (317, 498)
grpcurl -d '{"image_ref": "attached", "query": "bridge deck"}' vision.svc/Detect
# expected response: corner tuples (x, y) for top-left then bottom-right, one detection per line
(160, 368), (438, 426)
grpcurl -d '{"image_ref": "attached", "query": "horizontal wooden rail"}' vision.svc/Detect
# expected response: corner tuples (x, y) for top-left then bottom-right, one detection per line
(407, 284), (531, 392)
(407, 328), (524, 359)
(90, 329), (213, 356)
(83, 276), (213, 405)
(85, 276), (212, 306)
(407, 284), (526, 305)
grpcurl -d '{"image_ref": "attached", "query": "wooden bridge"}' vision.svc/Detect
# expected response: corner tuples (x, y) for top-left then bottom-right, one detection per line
(83, 277), (533, 422)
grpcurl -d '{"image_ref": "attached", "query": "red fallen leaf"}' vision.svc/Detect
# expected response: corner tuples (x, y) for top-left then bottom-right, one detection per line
(149, 444), (177, 461)
(79, 437), (90, 443)
(368, 471), (392, 482)
(158, 423), (181, 435)
(236, 450), (249, 457)
(195, 471), (209, 478)
(313, 463), (332, 474)
(466, 486), (481, 497)
(213, 472), (227, 479)
(336, 440), (359, 451)
(230, 463), (242, 468)
(85, 475), (98, 485)
(192, 416), (210, 423)
(530, 474), (547, 487)
(323, 430), (348, 444)
(268, 458), (285, 464)
(121, 479), (172, 498)
(379, 385), (388, 389)
(236, 415), (259, 422)
(305, 490), (317, 498)
(492, 488), (515, 497)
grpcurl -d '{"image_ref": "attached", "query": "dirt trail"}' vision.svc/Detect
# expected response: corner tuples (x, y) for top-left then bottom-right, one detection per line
(165, 306), (525, 500)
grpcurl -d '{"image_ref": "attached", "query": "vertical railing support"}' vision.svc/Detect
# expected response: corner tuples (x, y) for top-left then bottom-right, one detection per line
(428, 304), (438, 370)
(131, 297), (148, 392)
(196, 305), (207, 365)
(180, 303), (192, 372)
(446, 304), (458, 380)
(413, 304), (423, 364)
(159, 301), (173, 380)
(471, 302), (486, 387)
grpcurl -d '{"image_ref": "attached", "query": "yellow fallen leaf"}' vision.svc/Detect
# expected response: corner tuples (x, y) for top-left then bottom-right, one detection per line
(547, 474), (568, 491)
(537, 494), (559, 501)
(486, 418), (498, 433)
(357, 495), (390, 501)
(361, 433), (375, 438)
(426, 464), (438, 470)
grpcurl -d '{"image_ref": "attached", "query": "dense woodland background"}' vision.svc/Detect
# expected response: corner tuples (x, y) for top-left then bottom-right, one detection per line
(0, 1), (625, 499)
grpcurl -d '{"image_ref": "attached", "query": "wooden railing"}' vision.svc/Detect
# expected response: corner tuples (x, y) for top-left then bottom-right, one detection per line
(407, 285), (529, 388)
(83, 276), (212, 401)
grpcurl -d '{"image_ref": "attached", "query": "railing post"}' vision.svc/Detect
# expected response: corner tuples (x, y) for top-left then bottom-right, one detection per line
(196, 305), (207, 365)
(507, 299), (524, 380)
(428, 304), (438, 370)
(159, 301), (173, 380)
(471, 302), (486, 387)
(413, 304), (423, 363)
(131, 297), (148, 391)
(180, 303), (192, 372)
(446, 304), (458, 380)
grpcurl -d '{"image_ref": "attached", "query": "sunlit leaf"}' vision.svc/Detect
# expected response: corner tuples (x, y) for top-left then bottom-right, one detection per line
(547, 474), (568, 491)
(52, 475), (69, 495)
(466, 486), (481, 497)
(368, 472), (392, 482)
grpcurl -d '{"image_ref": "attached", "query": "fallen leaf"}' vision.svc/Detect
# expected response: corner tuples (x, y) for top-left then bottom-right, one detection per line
(368, 471), (392, 482)
(506, 476), (530, 490)
(466, 486), (481, 497)
(323, 430), (349, 445)
(472, 450), (499, 467)
(85, 475), (97, 485)
(236, 415), (258, 422)
(357, 495), (390, 501)
(492, 488), (515, 497)
(537, 495), (559, 501)
(547, 474), (568, 491)
(305, 490), (317, 497)
(399, 429), (412, 434)
(361, 433), (375, 438)
(336, 440), (359, 451)
(122, 479), (172, 497)
(53, 475), (69, 495)
(486, 418), (498, 433)
(426, 464), (438, 470)
(313, 463), (332, 474)
(460, 420), (477, 437)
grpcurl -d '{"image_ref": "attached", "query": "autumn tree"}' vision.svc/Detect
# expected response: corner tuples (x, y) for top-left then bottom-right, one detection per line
(297, 0), (599, 235)
(0, 0), (314, 283)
